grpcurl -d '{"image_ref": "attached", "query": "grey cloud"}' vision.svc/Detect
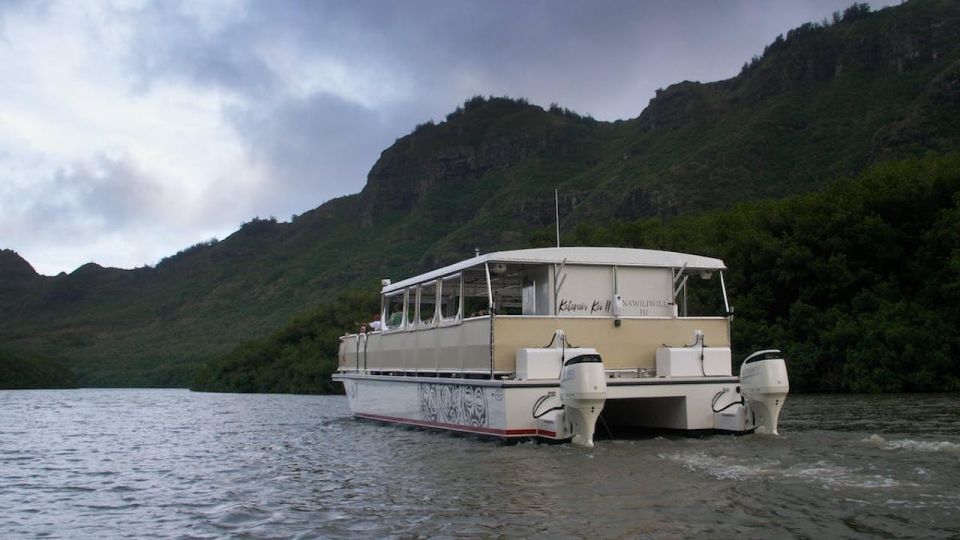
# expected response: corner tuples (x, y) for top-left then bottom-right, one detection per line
(238, 0), (893, 120)
(0, 0), (51, 42)
(72, 156), (165, 228)
(117, 1), (275, 97)
(116, 1), (897, 124)
(5, 154), (166, 239)
(226, 91), (421, 217)
(0, 154), (207, 273)
(30, 0), (900, 116)
(114, 0), (900, 224)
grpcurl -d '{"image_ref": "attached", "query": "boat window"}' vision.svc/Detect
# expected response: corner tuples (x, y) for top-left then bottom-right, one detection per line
(439, 274), (461, 321)
(522, 277), (536, 314)
(679, 270), (727, 317)
(419, 281), (437, 325)
(521, 265), (551, 315)
(488, 263), (523, 315)
(384, 291), (405, 330)
(405, 286), (417, 327)
(463, 267), (491, 317)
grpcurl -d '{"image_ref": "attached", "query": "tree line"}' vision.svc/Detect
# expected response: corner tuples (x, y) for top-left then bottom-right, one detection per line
(0, 348), (78, 390)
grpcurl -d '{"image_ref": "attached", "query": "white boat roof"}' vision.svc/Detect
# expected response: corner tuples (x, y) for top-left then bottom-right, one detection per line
(382, 247), (726, 293)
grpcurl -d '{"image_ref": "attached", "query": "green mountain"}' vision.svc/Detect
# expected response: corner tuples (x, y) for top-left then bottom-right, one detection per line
(0, 347), (78, 390)
(2, 0), (960, 388)
(195, 152), (960, 394)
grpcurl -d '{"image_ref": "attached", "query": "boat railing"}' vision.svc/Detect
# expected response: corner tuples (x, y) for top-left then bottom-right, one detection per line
(339, 316), (493, 375)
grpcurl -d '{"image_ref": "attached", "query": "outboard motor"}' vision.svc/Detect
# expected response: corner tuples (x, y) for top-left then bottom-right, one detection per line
(740, 350), (789, 435)
(560, 349), (607, 448)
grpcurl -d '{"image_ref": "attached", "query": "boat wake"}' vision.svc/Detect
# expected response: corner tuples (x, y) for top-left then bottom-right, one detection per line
(862, 434), (960, 454)
(658, 451), (906, 489)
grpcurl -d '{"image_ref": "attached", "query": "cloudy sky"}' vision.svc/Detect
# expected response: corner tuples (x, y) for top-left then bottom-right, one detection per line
(0, 0), (895, 275)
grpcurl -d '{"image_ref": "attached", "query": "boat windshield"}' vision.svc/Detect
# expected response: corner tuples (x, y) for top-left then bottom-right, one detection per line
(678, 270), (729, 317)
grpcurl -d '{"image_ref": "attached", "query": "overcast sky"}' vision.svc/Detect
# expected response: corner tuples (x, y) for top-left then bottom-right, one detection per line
(0, 0), (896, 275)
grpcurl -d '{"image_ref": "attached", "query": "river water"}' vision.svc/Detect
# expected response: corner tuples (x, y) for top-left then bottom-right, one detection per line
(1, 390), (958, 539)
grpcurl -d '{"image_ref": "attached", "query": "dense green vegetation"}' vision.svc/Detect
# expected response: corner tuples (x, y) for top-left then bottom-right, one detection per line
(560, 152), (960, 392)
(2, 1), (960, 388)
(0, 348), (78, 390)
(192, 290), (379, 393)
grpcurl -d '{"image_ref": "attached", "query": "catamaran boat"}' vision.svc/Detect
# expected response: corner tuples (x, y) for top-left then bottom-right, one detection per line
(333, 247), (788, 447)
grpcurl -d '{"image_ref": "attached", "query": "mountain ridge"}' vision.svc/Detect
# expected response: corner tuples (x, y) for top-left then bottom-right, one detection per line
(3, 0), (960, 386)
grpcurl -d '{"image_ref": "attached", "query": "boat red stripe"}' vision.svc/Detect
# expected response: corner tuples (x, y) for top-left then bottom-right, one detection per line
(355, 412), (558, 439)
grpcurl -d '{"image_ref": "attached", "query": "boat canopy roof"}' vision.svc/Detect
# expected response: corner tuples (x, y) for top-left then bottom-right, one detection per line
(382, 247), (726, 294)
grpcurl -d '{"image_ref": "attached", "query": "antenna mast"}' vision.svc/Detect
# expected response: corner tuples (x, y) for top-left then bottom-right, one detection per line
(555, 189), (560, 248)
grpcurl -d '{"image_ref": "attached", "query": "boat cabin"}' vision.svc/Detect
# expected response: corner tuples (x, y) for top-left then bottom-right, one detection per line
(339, 247), (732, 378)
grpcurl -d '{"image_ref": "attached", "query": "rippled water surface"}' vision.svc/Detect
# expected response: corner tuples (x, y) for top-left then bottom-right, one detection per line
(1, 390), (959, 538)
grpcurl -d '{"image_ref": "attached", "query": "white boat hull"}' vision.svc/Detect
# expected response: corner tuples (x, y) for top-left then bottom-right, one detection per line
(336, 374), (558, 438)
(334, 373), (750, 441)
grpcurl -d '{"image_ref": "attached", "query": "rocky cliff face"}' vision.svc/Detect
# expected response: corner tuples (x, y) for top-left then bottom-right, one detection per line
(359, 133), (542, 226)
(357, 99), (573, 228)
